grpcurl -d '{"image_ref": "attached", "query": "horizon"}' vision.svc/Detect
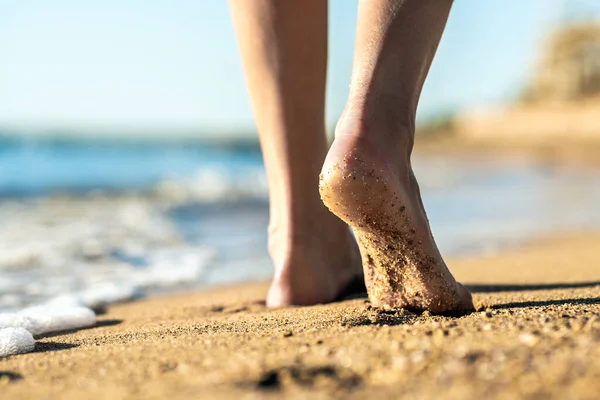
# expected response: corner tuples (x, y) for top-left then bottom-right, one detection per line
(1, 0), (599, 139)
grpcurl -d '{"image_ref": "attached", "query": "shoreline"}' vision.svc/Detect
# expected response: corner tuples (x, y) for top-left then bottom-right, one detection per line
(2, 230), (599, 399)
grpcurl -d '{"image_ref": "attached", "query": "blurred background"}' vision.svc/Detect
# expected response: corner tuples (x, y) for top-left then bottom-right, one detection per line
(1, 0), (600, 311)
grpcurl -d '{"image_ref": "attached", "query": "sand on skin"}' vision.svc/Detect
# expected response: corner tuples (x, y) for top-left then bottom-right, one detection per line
(1, 232), (600, 399)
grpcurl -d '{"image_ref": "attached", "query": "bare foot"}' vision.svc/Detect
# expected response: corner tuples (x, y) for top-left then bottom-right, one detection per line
(319, 117), (473, 313)
(266, 210), (364, 307)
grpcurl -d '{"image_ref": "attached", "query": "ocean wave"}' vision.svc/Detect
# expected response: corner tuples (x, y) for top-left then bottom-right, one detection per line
(0, 194), (221, 313)
(152, 167), (268, 204)
(0, 139), (268, 202)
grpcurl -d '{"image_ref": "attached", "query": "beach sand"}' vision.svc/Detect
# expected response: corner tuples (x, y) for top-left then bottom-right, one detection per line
(2, 232), (600, 399)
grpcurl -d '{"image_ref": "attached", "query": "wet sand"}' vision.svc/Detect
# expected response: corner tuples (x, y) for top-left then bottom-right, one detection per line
(2, 232), (600, 399)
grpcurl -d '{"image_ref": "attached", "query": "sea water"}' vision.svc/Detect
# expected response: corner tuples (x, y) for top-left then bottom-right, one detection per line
(1, 137), (599, 312)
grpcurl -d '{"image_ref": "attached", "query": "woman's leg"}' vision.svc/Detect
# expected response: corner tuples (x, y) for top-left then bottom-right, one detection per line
(320, 0), (473, 312)
(229, 0), (362, 306)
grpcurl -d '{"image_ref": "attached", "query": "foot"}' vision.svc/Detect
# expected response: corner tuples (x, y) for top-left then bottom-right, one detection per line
(266, 210), (364, 307)
(319, 115), (473, 313)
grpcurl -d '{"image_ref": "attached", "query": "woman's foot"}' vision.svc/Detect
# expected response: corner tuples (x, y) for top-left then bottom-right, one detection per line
(319, 113), (473, 313)
(266, 208), (364, 307)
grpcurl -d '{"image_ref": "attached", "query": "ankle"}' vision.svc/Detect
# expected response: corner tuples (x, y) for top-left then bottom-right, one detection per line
(267, 211), (349, 258)
(336, 96), (415, 161)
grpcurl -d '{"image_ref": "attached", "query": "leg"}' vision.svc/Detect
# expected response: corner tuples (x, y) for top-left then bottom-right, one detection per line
(319, 0), (473, 312)
(229, 0), (362, 306)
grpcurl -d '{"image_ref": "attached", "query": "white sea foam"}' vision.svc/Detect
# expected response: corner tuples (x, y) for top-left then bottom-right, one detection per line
(154, 167), (268, 203)
(0, 306), (96, 337)
(0, 187), (230, 313)
(0, 327), (35, 357)
(47, 283), (142, 310)
(130, 247), (217, 288)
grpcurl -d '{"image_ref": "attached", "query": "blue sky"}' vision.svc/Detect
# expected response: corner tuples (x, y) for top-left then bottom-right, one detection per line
(0, 0), (596, 137)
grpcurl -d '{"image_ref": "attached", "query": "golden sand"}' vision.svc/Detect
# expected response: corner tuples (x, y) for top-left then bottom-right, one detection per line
(2, 232), (600, 399)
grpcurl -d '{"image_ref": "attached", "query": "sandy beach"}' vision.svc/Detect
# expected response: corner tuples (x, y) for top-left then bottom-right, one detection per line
(1, 230), (598, 399)
(3, 4), (600, 399)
